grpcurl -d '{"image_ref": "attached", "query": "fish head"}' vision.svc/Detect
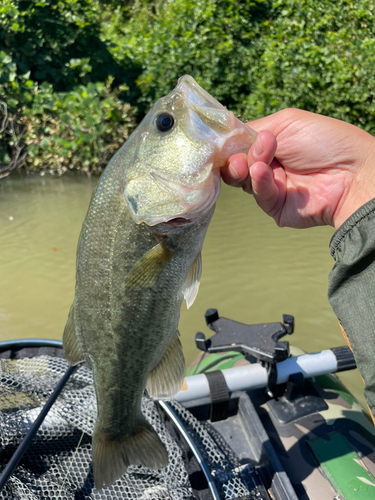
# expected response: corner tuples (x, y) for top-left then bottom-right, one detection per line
(123, 75), (257, 226)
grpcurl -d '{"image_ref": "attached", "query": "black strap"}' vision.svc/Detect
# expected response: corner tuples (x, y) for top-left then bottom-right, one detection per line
(205, 371), (229, 422)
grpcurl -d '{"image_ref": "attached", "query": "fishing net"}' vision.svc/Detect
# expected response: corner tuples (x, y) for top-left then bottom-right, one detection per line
(0, 348), (260, 500)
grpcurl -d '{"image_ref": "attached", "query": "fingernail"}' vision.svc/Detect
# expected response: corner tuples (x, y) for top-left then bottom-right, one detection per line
(252, 135), (264, 158)
(228, 163), (241, 180)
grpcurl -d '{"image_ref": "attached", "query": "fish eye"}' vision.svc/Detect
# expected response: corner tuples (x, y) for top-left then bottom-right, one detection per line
(155, 113), (175, 132)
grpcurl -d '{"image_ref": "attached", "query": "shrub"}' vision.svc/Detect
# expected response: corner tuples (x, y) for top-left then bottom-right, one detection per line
(242, 0), (375, 132)
(0, 0), (137, 176)
(22, 80), (135, 175)
(2, 0), (375, 175)
(0, 0), (138, 91)
(104, 0), (271, 117)
(108, 0), (375, 131)
(0, 47), (32, 178)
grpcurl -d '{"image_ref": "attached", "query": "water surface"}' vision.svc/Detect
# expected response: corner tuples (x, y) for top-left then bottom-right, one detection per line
(0, 173), (366, 408)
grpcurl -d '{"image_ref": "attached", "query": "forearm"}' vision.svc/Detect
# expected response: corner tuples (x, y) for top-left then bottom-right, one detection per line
(328, 197), (375, 418)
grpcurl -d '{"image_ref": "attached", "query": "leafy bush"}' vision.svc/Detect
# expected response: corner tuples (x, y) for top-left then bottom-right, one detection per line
(242, 0), (375, 131)
(0, 0), (137, 176)
(0, 0), (139, 91)
(109, 0), (375, 131)
(22, 80), (135, 175)
(0, 66), (135, 177)
(104, 0), (271, 117)
(2, 0), (375, 175)
(0, 47), (32, 178)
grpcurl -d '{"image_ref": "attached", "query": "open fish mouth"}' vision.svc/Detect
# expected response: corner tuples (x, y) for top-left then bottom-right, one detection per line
(176, 75), (257, 152)
(123, 75), (256, 227)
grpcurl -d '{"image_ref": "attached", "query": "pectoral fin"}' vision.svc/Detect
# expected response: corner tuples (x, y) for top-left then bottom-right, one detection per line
(182, 253), (202, 309)
(146, 331), (185, 400)
(125, 242), (175, 289)
(63, 302), (85, 365)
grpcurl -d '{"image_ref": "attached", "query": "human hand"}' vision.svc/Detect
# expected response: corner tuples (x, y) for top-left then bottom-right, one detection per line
(222, 109), (375, 228)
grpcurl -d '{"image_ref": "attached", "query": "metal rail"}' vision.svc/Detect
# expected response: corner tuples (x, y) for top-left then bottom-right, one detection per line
(159, 401), (221, 500)
(0, 338), (63, 352)
(175, 346), (356, 403)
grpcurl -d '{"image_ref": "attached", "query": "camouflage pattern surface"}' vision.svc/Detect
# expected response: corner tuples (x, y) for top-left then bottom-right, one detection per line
(186, 350), (249, 376)
(188, 345), (375, 500)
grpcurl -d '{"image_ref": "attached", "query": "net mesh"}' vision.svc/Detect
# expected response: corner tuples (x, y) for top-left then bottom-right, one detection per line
(0, 353), (257, 499)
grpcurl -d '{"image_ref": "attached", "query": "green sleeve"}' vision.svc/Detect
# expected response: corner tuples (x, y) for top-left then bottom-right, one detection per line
(328, 198), (375, 417)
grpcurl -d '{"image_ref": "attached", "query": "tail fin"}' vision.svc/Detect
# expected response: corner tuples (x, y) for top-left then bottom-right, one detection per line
(93, 419), (168, 489)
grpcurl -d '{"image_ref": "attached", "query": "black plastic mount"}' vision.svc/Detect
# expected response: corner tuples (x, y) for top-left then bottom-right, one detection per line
(195, 309), (295, 365)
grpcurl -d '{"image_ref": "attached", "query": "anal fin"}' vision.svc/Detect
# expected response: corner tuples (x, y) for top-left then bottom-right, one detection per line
(146, 331), (185, 400)
(62, 302), (85, 365)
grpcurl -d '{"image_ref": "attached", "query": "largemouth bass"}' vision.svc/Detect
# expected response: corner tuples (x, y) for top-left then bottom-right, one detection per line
(63, 75), (256, 489)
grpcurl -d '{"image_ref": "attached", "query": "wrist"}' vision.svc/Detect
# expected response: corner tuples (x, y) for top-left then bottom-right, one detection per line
(332, 135), (375, 229)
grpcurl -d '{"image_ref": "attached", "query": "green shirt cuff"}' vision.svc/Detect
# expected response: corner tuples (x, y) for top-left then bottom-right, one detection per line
(328, 197), (375, 417)
(330, 197), (375, 257)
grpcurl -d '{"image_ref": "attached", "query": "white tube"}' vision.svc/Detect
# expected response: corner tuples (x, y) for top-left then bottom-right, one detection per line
(276, 349), (338, 384)
(175, 373), (210, 403)
(222, 363), (269, 392)
(174, 349), (339, 403)
(174, 363), (268, 403)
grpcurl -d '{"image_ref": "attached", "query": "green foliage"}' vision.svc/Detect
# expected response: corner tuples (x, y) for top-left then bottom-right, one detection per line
(0, 0), (137, 176)
(2, 0), (375, 175)
(242, 0), (375, 130)
(0, 0), (139, 90)
(105, 0), (271, 116)
(23, 80), (135, 175)
(112, 0), (375, 130)
(0, 77), (135, 176)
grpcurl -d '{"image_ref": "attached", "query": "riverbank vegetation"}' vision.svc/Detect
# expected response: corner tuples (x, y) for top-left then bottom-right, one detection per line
(1, 0), (375, 177)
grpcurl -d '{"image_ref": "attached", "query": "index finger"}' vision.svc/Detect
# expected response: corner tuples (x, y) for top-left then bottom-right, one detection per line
(222, 131), (277, 193)
(221, 153), (249, 189)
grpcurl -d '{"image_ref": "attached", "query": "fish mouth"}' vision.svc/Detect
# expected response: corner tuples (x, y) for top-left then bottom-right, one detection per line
(176, 75), (221, 109)
(176, 75), (257, 163)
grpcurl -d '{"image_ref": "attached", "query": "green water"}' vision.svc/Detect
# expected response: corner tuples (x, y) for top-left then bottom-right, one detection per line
(0, 173), (366, 409)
